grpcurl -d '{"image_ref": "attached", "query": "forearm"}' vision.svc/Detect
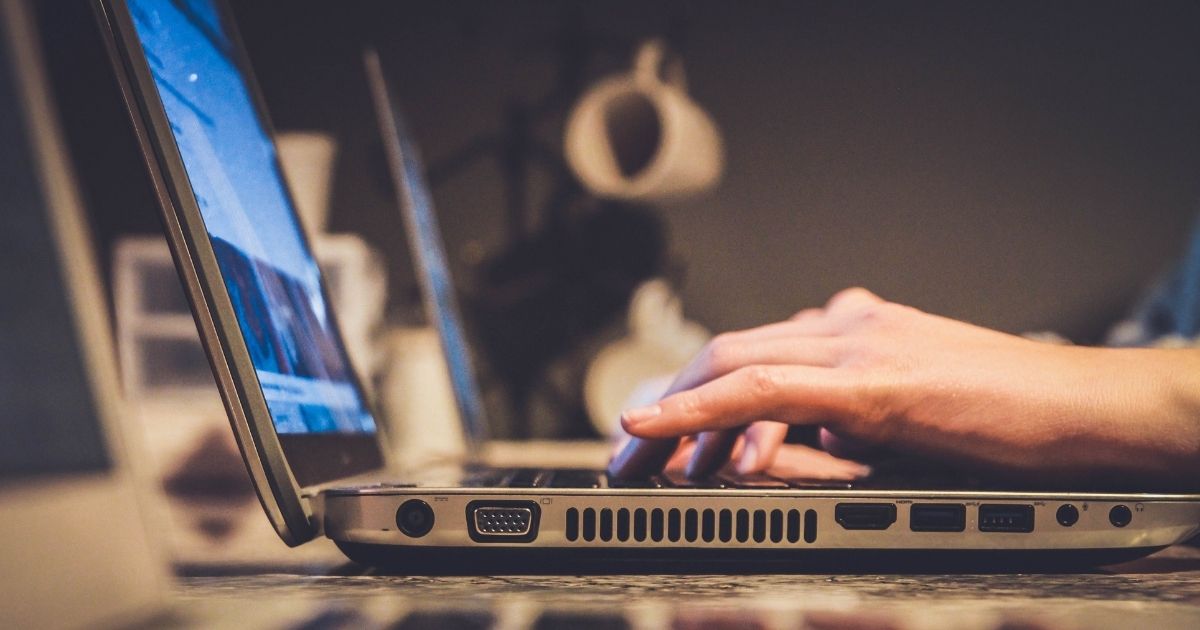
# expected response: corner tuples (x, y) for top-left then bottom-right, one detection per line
(1134, 348), (1200, 479)
(1066, 347), (1200, 486)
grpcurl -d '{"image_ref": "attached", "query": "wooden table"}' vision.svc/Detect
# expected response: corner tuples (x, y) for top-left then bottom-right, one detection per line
(175, 545), (1200, 629)
(166, 442), (1200, 627)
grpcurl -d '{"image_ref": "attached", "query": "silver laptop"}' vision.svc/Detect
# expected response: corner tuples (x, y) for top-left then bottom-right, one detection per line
(0, 0), (169, 623)
(94, 0), (1200, 571)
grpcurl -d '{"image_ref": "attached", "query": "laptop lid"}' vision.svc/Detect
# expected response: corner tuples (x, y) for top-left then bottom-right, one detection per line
(363, 50), (489, 452)
(94, 0), (385, 545)
(0, 0), (169, 625)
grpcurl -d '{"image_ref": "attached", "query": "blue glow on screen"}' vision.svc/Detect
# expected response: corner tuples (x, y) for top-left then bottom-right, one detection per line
(128, 0), (375, 434)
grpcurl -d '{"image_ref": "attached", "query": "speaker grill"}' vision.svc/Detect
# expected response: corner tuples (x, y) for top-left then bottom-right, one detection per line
(565, 505), (817, 545)
(617, 508), (630, 541)
(651, 509), (664, 541)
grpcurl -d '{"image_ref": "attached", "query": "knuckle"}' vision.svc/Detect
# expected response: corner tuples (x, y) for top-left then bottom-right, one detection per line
(835, 286), (874, 302)
(742, 365), (782, 397)
(852, 300), (905, 329)
(673, 390), (704, 418)
(703, 334), (739, 373)
(837, 337), (879, 368)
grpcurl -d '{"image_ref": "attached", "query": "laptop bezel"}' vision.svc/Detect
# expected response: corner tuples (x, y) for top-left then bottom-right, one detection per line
(92, 0), (386, 545)
(0, 0), (169, 624)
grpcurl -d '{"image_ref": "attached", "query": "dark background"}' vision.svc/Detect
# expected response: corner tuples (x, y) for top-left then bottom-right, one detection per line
(38, 0), (1200, 436)
(228, 0), (1200, 340)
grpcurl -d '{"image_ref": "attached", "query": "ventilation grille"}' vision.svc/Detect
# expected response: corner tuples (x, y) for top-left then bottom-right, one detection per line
(564, 507), (817, 545)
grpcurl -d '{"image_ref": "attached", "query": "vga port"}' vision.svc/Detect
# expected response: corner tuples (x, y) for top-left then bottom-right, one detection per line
(475, 507), (533, 535)
(466, 500), (541, 542)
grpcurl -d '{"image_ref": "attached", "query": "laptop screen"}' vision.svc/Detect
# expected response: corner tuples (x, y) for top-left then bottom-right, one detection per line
(0, 23), (109, 479)
(364, 53), (488, 445)
(126, 0), (375, 435)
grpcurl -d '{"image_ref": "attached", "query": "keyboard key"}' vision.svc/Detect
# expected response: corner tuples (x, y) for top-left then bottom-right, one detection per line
(548, 469), (602, 488)
(506, 468), (550, 488)
(392, 610), (493, 630)
(605, 475), (665, 489)
(533, 612), (630, 630)
(662, 471), (727, 489)
(783, 478), (855, 490)
(290, 608), (371, 630)
(717, 472), (790, 489)
(672, 610), (767, 630)
(459, 469), (510, 487)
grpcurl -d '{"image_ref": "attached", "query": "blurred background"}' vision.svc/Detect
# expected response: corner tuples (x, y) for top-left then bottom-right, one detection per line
(38, 0), (1200, 440)
(24, 0), (1200, 565)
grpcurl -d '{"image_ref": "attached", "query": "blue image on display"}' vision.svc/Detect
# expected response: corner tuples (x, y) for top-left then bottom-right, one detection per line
(128, 0), (375, 434)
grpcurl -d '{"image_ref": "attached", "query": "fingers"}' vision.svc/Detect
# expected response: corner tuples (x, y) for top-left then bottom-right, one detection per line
(612, 287), (889, 480)
(685, 428), (742, 478)
(606, 436), (682, 479)
(685, 421), (795, 478)
(819, 427), (884, 460)
(664, 437), (697, 472)
(668, 336), (848, 404)
(606, 333), (832, 480)
(622, 364), (863, 439)
(768, 443), (873, 480)
(737, 421), (790, 474)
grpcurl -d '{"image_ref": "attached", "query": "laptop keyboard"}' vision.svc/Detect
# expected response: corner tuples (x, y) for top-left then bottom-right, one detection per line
(470, 468), (860, 491)
(408, 461), (1016, 493)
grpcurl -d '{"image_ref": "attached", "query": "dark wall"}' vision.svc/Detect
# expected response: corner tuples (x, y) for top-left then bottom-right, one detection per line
(221, 0), (1200, 342)
(39, 0), (1200, 343)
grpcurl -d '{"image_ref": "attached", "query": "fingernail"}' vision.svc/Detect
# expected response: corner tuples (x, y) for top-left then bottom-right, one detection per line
(850, 463), (872, 478)
(737, 441), (759, 473)
(622, 404), (662, 426)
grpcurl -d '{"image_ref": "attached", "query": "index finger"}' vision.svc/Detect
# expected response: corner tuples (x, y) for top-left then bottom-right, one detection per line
(621, 365), (864, 439)
(606, 436), (681, 479)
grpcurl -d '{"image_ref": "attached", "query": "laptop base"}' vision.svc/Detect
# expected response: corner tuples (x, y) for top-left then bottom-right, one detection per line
(334, 541), (1167, 575)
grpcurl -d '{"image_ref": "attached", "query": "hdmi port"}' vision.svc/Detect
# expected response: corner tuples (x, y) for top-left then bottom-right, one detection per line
(835, 503), (897, 530)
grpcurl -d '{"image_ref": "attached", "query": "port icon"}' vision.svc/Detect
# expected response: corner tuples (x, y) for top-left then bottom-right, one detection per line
(466, 500), (541, 542)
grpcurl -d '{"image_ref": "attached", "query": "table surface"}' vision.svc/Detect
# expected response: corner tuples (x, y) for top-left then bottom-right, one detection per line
(169, 442), (1200, 628)
(174, 544), (1200, 629)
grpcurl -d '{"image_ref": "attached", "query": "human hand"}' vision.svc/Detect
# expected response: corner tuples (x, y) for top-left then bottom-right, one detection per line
(608, 288), (1200, 487)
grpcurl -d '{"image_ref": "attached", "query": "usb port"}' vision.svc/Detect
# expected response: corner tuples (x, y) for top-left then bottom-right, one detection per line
(910, 503), (966, 532)
(979, 504), (1035, 533)
(835, 503), (896, 530)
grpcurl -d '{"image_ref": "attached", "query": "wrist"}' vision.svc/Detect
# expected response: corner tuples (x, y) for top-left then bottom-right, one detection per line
(1090, 348), (1200, 483)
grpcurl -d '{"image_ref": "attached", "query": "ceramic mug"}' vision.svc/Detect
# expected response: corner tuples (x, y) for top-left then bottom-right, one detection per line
(565, 40), (723, 202)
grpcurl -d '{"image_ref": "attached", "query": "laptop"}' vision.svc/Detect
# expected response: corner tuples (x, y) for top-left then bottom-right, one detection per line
(0, 6), (809, 626)
(0, 0), (170, 623)
(0, 9), (485, 622)
(93, 0), (1200, 571)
